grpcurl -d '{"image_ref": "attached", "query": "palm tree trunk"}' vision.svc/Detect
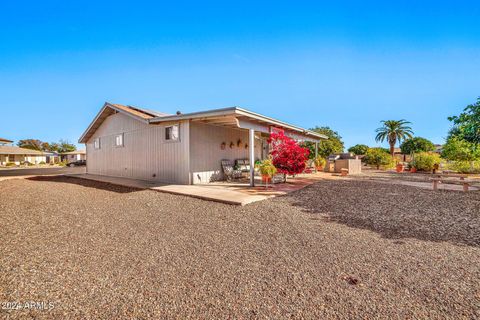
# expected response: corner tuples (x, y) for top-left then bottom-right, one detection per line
(390, 143), (395, 158)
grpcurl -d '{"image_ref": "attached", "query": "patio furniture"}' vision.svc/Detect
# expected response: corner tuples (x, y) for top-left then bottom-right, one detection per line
(235, 159), (250, 173)
(221, 160), (243, 181)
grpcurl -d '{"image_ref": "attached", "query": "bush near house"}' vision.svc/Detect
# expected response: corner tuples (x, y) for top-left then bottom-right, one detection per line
(447, 161), (480, 174)
(256, 158), (277, 177)
(5, 162), (16, 167)
(268, 131), (310, 177)
(410, 152), (441, 171)
(313, 156), (326, 169)
(39, 161), (46, 165)
(364, 148), (394, 169)
(58, 160), (68, 167)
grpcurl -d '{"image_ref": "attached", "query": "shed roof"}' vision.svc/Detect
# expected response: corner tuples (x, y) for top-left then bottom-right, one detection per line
(0, 145), (46, 155)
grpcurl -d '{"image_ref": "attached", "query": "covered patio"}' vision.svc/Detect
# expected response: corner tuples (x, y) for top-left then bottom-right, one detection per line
(148, 107), (328, 186)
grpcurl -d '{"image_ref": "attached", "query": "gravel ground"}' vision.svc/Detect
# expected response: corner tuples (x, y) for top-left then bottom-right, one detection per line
(1, 176), (479, 319)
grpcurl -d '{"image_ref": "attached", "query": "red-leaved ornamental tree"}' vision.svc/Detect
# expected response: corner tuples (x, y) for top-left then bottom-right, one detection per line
(268, 131), (310, 178)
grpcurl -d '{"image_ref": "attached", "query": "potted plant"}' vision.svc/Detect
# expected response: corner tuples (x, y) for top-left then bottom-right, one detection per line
(257, 158), (277, 188)
(396, 162), (404, 173)
(313, 156), (326, 171)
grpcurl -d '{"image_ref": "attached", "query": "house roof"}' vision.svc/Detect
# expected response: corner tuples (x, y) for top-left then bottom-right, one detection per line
(78, 102), (167, 143)
(79, 102), (328, 143)
(0, 137), (13, 144)
(62, 150), (86, 155)
(149, 107), (328, 140)
(0, 145), (46, 155)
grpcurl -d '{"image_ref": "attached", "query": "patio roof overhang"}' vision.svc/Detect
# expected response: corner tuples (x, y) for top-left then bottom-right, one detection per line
(149, 107), (328, 143)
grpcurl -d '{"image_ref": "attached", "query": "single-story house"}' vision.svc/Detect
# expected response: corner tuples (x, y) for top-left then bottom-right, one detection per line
(79, 102), (327, 185)
(61, 150), (86, 164)
(0, 145), (48, 165)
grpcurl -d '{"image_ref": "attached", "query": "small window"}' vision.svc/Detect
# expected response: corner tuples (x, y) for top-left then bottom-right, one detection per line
(94, 138), (101, 149)
(165, 125), (179, 141)
(114, 134), (124, 147)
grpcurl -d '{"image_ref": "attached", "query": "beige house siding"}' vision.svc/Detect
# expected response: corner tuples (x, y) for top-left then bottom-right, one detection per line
(189, 122), (263, 184)
(86, 112), (190, 184)
(25, 155), (47, 164)
(66, 153), (87, 163)
(0, 154), (46, 165)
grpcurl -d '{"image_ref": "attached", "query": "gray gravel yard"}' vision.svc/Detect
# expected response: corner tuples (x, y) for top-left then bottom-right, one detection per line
(1, 176), (479, 319)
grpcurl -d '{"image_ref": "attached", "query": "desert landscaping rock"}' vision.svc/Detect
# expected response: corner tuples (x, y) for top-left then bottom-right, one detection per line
(1, 176), (479, 319)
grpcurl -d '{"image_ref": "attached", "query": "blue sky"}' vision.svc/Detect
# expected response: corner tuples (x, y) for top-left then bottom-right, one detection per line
(1, 1), (479, 149)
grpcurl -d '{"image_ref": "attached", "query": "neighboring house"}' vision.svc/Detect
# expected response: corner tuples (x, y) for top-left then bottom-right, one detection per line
(0, 145), (47, 165)
(46, 152), (61, 164)
(0, 138), (13, 146)
(61, 150), (86, 163)
(79, 102), (327, 185)
(434, 144), (443, 154)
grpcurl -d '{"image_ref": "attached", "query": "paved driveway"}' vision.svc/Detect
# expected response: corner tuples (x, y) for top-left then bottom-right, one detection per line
(0, 166), (85, 177)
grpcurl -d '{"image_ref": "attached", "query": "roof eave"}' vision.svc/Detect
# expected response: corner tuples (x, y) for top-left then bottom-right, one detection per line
(78, 102), (150, 143)
(149, 106), (328, 140)
(233, 108), (328, 140)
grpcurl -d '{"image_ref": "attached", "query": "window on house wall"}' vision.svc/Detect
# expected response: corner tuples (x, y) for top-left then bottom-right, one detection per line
(94, 138), (101, 149)
(165, 125), (179, 141)
(114, 134), (124, 147)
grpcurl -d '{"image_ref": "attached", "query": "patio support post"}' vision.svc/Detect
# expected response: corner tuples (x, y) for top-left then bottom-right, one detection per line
(315, 142), (318, 172)
(249, 128), (255, 187)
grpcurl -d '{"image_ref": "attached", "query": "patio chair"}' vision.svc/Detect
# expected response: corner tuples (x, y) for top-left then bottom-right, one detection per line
(235, 159), (251, 173)
(221, 160), (243, 181)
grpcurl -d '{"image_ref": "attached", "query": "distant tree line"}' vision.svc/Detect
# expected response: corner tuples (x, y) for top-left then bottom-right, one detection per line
(17, 139), (76, 153)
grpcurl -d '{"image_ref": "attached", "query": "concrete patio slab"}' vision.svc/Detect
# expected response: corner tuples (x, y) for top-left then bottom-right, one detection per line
(151, 185), (270, 206)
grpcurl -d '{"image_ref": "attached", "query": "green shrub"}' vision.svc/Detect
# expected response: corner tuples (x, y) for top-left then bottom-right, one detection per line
(446, 161), (480, 174)
(257, 158), (277, 177)
(364, 148), (394, 169)
(410, 152), (441, 171)
(5, 162), (16, 167)
(58, 160), (68, 167)
(39, 161), (46, 165)
(313, 156), (326, 169)
(441, 137), (480, 161)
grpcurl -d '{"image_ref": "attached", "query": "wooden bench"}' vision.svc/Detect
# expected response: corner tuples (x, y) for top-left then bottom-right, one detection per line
(431, 175), (479, 192)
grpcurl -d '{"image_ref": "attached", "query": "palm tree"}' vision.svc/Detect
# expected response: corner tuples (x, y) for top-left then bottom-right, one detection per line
(375, 120), (414, 157)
